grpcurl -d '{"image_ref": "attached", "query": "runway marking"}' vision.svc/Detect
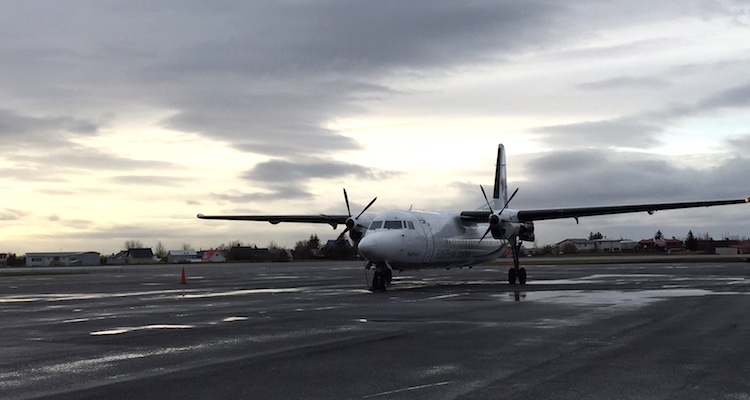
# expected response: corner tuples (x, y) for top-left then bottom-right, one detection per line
(62, 318), (92, 324)
(90, 324), (194, 336)
(361, 381), (453, 398)
(181, 288), (303, 298)
(0, 289), (199, 303)
(223, 316), (248, 322)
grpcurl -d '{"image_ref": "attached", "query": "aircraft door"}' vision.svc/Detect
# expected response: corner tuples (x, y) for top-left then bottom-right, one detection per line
(418, 218), (434, 262)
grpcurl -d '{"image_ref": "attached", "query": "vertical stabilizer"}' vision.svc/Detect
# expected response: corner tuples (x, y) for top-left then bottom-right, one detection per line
(492, 144), (508, 209)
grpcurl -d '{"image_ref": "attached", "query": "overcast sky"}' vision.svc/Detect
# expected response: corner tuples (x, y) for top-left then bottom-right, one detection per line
(1, 1), (749, 255)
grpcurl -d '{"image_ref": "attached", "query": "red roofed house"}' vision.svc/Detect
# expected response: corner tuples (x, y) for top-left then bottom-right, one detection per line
(202, 249), (227, 263)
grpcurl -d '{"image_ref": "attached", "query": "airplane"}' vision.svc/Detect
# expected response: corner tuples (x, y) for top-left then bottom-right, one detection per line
(198, 144), (749, 291)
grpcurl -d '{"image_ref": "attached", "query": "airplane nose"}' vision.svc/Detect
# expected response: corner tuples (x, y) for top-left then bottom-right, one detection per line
(357, 234), (382, 262)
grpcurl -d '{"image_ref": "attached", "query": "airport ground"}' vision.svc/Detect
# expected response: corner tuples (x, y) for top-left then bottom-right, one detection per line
(2, 259), (750, 399)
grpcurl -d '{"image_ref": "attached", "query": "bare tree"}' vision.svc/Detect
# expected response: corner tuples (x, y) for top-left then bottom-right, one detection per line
(124, 240), (144, 249)
(154, 241), (167, 258)
(181, 242), (193, 251)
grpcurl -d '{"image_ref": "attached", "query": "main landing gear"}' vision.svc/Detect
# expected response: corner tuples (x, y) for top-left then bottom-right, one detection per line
(508, 237), (527, 285)
(371, 263), (392, 291)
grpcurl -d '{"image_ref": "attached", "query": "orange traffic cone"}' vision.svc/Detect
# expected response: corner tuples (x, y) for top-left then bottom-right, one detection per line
(180, 267), (186, 284)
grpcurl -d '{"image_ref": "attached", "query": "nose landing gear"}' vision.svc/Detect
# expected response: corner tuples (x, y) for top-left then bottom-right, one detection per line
(370, 263), (392, 291)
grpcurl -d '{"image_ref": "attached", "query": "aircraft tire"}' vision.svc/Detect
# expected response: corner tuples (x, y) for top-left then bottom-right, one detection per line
(518, 268), (527, 284)
(372, 271), (388, 291)
(385, 268), (392, 284)
(508, 268), (517, 285)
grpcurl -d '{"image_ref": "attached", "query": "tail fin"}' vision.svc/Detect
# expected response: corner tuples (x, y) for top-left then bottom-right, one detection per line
(492, 144), (507, 209)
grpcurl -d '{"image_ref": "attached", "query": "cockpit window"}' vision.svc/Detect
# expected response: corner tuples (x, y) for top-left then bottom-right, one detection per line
(383, 221), (403, 230)
(368, 221), (383, 230)
(407, 221), (415, 229)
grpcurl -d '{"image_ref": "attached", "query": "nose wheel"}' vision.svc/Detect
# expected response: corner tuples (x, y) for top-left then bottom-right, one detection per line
(371, 264), (392, 291)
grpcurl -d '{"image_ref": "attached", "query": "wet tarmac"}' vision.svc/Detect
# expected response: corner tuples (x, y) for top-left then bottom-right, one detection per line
(2, 260), (750, 399)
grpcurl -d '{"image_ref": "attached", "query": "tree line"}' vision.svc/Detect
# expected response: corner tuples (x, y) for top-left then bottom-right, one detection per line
(122, 233), (357, 261)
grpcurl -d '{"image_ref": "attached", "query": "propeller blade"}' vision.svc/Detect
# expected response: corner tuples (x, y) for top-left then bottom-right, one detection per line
(356, 197), (377, 219)
(479, 225), (493, 243)
(503, 187), (519, 210)
(336, 226), (351, 242)
(343, 188), (352, 217)
(480, 185), (494, 213)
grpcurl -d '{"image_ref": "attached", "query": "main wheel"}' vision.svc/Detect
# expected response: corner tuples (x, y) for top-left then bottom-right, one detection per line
(508, 268), (517, 285)
(518, 267), (527, 284)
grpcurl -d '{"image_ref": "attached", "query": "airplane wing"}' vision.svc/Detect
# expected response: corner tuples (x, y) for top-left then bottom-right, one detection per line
(196, 214), (349, 229)
(461, 197), (750, 223)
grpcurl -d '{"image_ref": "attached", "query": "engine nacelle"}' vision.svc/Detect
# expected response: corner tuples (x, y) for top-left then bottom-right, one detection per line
(518, 221), (535, 242)
(492, 221), (535, 242)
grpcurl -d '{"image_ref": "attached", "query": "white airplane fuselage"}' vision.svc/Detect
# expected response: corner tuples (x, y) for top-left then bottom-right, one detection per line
(355, 209), (507, 271)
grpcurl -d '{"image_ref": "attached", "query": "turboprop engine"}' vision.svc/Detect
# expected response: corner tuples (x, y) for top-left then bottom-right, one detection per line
(336, 189), (376, 246)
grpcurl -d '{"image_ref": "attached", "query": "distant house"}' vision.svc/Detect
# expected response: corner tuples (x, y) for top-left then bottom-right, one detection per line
(704, 239), (750, 255)
(201, 249), (227, 263)
(593, 239), (637, 252)
(557, 239), (596, 253)
(228, 246), (272, 262)
(638, 238), (684, 253)
(0, 253), (7, 267)
(26, 252), (101, 267)
(167, 250), (198, 263)
(108, 248), (156, 264)
(128, 248), (156, 264)
(557, 238), (636, 254)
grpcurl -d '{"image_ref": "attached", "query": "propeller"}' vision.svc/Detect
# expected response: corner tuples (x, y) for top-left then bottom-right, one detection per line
(479, 186), (519, 242)
(337, 188), (377, 243)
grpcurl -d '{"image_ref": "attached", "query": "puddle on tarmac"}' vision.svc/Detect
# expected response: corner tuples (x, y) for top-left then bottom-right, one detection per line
(496, 288), (738, 307)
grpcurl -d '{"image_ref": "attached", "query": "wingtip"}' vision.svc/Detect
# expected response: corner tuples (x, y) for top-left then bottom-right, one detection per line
(197, 213), (204, 218)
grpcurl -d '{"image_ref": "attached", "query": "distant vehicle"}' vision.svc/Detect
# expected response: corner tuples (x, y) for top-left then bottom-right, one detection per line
(199, 144), (749, 290)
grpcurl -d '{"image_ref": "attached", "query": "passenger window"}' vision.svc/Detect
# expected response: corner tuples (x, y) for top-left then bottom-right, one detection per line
(383, 221), (402, 229)
(369, 221), (383, 230)
(407, 221), (415, 229)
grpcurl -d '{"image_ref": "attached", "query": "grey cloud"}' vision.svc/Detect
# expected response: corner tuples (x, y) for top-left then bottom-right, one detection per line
(532, 80), (750, 149)
(2, 1), (578, 159)
(0, 208), (28, 221)
(207, 158), (401, 202)
(212, 187), (312, 203)
(577, 77), (671, 91)
(513, 149), (749, 210)
(698, 82), (750, 110)
(531, 117), (663, 147)
(0, 109), (101, 147)
(1, 151), (174, 184)
(243, 159), (392, 183)
(61, 219), (94, 230)
(47, 215), (93, 229)
(108, 175), (185, 186)
(726, 135), (750, 151)
(0, 166), (69, 183)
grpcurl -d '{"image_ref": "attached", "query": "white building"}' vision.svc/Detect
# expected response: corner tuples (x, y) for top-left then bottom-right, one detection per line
(26, 252), (101, 267)
(557, 238), (636, 253)
(557, 239), (596, 253)
(167, 250), (198, 263)
(593, 239), (637, 252)
(0, 253), (8, 267)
